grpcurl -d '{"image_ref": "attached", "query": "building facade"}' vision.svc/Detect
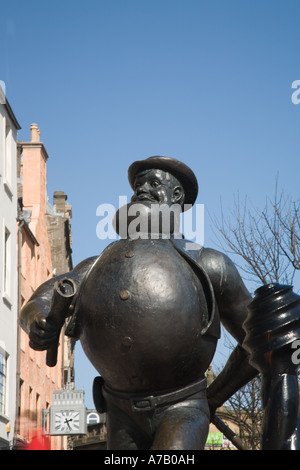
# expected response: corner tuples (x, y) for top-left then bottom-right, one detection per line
(16, 124), (73, 450)
(0, 96), (21, 449)
(46, 190), (74, 388)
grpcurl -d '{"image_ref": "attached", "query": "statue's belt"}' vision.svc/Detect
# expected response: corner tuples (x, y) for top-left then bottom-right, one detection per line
(103, 376), (207, 412)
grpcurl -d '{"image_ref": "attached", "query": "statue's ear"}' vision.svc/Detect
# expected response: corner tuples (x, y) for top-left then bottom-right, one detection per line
(172, 186), (184, 204)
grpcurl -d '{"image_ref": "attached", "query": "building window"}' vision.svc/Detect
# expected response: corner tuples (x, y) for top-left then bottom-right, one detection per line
(0, 351), (7, 415)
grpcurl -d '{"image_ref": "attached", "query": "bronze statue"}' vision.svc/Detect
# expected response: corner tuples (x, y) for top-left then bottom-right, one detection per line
(243, 283), (300, 450)
(22, 156), (260, 450)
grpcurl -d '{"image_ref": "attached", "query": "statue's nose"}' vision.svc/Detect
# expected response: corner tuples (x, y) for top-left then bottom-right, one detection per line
(136, 182), (150, 195)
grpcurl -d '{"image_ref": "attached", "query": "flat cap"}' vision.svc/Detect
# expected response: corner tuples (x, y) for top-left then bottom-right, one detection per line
(128, 156), (198, 208)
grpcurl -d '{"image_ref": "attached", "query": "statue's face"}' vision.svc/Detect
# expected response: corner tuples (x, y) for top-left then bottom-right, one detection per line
(131, 169), (184, 206)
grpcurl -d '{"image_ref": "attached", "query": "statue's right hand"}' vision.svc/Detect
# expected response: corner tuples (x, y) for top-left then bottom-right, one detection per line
(29, 316), (60, 351)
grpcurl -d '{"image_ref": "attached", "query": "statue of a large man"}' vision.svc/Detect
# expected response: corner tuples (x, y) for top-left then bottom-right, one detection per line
(22, 156), (258, 450)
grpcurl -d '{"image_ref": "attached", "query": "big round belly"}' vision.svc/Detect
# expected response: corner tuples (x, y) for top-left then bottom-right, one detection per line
(78, 239), (217, 391)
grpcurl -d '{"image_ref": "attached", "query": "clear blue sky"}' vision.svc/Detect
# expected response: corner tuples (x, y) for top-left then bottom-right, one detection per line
(1, 0), (299, 408)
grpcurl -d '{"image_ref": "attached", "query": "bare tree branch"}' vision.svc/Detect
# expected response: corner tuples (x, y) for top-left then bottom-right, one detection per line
(213, 186), (300, 287)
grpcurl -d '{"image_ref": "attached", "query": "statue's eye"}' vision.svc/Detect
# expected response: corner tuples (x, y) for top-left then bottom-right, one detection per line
(151, 180), (160, 188)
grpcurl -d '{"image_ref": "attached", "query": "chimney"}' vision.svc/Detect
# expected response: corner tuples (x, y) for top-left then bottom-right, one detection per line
(21, 123), (49, 236)
(30, 123), (40, 142)
(54, 191), (67, 213)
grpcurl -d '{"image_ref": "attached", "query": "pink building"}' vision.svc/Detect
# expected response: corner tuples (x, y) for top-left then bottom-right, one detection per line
(17, 124), (64, 450)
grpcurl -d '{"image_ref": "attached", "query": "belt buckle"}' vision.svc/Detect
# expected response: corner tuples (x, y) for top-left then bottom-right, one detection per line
(131, 395), (156, 412)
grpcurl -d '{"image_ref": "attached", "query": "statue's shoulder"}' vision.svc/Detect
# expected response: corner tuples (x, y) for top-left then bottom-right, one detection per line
(170, 237), (203, 261)
(171, 238), (230, 269)
(199, 247), (244, 297)
(199, 245), (234, 271)
(171, 237), (236, 274)
(73, 255), (99, 273)
(199, 246), (232, 267)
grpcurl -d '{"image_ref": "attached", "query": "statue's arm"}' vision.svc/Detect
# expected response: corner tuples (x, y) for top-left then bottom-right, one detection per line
(21, 256), (98, 350)
(199, 248), (258, 411)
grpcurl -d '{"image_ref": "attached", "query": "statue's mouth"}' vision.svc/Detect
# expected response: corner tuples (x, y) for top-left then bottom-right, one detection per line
(134, 193), (157, 203)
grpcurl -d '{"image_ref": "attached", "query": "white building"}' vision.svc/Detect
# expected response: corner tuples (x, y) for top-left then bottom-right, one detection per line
(0, 88), (21, 449)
